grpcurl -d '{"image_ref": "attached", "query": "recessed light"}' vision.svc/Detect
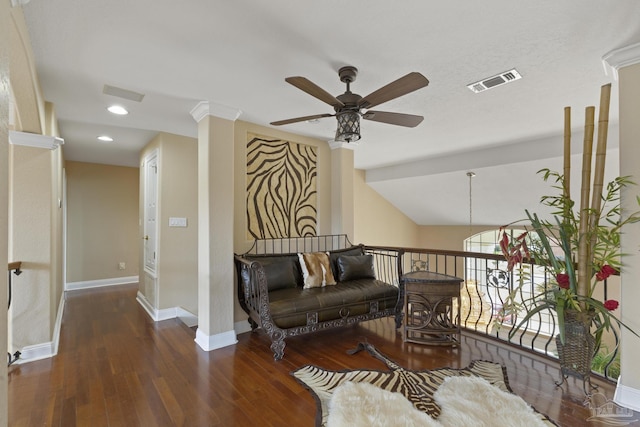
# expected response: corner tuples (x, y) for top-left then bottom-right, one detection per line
(97, 135), (114, 142)
(107, 105), (128, 115)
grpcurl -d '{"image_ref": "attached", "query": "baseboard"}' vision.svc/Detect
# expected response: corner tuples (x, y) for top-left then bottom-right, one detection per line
(66, 275), (139, 291)
(614, 377), (640, 412)
(194, 328), (237, 352)
(177, 308), (198, 328)
(136, 291), (198, 327)
(136, 292), (241, 349)
(15, 294), (65, 364)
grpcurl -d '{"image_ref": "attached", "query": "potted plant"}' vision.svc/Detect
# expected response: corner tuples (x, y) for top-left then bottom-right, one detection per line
(497, 84), (640, 393)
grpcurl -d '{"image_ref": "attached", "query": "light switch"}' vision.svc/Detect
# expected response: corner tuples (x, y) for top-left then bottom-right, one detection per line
(169, 217), (187, 227)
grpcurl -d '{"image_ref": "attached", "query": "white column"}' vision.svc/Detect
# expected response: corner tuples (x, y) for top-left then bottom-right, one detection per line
(604, 42), (640, 411)
(190, 102), (241, 351)
(329, 141), (356, 240)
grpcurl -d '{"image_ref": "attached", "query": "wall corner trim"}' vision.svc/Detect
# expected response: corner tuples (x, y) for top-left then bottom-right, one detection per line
(9, 130), (64, 149)
(190, 101), (242, 122)
(614, 377), (640, 412)
(135, 291), (198, 327)
(602, 41), (640, 80)
(194, 328), (237, 352)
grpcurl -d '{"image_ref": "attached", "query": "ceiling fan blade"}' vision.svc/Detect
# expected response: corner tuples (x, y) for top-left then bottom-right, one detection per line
(362, 111), (424, 127)
(285, 77), (344, 108)
(359, 72), (429, 109)
(270, 113), (334, 126)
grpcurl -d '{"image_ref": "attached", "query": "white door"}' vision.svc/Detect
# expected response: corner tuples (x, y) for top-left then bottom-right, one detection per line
(143, 152), (158, 274)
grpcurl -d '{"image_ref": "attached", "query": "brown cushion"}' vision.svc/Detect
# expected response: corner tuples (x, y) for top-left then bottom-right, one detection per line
(337, 254), (375, 282)
(298, 252), (337, 288)
(268, 278), (399, 329)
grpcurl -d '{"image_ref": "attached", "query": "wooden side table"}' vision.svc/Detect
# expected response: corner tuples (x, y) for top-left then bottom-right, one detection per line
(401, 271), (463, 346)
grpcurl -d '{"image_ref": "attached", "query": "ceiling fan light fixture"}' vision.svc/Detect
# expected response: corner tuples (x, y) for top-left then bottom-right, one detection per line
(335, 111), (361, 143)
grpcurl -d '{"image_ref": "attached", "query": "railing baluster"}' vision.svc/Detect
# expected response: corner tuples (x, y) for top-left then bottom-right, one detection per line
(394, 247), (619, 382)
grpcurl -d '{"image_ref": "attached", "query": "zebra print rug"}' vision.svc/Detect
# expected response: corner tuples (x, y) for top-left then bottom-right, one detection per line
(292, 342), (556, 427)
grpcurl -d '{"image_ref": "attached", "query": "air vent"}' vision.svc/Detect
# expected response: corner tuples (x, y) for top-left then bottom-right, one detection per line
(467, 69), (522, 93)
(103, 84), (145, 102)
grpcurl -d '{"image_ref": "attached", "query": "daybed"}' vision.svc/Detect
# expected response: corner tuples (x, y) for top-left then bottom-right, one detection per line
(234, 235), (404, 360)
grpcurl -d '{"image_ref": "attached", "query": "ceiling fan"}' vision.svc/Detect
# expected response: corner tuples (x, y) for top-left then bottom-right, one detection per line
(270, 66), (429, 143)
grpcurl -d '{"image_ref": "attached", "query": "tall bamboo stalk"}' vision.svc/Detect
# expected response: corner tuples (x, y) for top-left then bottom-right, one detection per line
(563, 106), (571, 223)
(588, 84), (612, 295)
(577, 106), (595, 302)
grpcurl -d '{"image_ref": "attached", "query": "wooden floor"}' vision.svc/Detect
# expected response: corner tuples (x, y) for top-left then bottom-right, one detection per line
(7, 284), (640, 427)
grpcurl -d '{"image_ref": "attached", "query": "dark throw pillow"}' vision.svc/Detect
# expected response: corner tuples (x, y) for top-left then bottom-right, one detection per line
(336, 254), (376, 282)
(261, 259), (299, 291)
(329, 246), (365, 279)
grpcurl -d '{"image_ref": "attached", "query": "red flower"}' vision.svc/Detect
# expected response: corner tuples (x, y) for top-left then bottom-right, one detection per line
(596, 265), (618, 281)
(499, 230), (530, 272)
(604, 299), (619, 311)
(556, 273), (570, 289)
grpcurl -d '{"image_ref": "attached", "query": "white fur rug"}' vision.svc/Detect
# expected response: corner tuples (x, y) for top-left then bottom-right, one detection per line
(327, 376), (551, 427)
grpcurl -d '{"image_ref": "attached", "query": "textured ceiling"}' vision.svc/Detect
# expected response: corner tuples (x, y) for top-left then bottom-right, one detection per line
(20, 1), (640, 225)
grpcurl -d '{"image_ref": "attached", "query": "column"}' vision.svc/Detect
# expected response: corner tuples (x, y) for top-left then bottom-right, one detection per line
(604, 42), (640, 411)
(329, 141), (355, 240)
(190, 101), (241, 351)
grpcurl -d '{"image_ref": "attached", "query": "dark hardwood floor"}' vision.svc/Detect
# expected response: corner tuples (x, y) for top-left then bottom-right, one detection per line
(7, 283), (640, 426)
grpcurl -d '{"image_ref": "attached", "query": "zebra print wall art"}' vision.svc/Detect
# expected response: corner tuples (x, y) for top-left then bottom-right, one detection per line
(246, 134), (318, 239)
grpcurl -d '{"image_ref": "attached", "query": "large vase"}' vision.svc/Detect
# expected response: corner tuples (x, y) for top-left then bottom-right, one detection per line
(555, 309), (597, 394)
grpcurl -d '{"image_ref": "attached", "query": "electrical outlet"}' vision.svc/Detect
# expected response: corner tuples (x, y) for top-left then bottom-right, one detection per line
(118, 262), (126, 270)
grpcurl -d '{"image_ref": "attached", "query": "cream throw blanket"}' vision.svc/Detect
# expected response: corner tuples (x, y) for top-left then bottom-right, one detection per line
(327, 376), (549, 427)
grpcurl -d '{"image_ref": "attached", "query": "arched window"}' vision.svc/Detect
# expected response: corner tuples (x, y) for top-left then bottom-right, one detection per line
(460, 228), (556, 341)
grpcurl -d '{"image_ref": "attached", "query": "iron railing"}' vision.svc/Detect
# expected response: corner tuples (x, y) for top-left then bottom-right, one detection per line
(400, 248), (620, 381)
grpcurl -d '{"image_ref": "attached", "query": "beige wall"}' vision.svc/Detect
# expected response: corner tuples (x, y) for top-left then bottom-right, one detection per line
(8, 143), (61, 350)
(139, 132), (198, 314)
(1, 1), (9, 422)
(618, 62), (640, 397)
(331, 147), (355, 238)
(157, 133), (198, 313)
(65, 161), (139, 283)
(417, 225), (496, 251)
(354, 169), (420, 247)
